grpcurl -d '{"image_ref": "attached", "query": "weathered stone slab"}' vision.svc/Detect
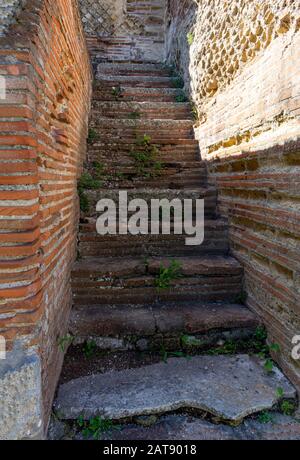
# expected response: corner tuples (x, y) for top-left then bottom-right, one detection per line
(54, 355), (296, 423)
(0, 343), (43, 440)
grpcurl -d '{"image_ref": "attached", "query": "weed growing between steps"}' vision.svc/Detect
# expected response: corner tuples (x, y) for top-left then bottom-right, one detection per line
(77, 171), (102, 212)
(87, 128), (98, 144)
(50, 404), (300, 440)
(59, 326), (283, 380)
(155, 260), (182, 291)
(130, 134), (163, 178)
(77, 415), (121, 440)
(187, 31), (195, 46)
(111, 85), (123, 100)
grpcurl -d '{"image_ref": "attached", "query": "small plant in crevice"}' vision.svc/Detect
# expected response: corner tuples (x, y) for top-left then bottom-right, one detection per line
(280, 400), (296, 416)
(87, 128), (98, 145)
(276, 387), (284, 398)
(77, 171), (102, 213)
(93, 161), (105, 181)
(175, 93), (188, 103)
(207, 340), (238, 356)
(181, 334), (203, 348)
(264, 358), (274, 373)
(111, 85), (123, 100)
(57, 334), (74, 353)
(130, 134), (162, 178)
(155, 260), (182, 292)
(159, 344), (190, 363)
(187, 31), (195, 46)
(191, 103), (199, 122)
(78, 188), (89, 213)
(173, 76), (184, 89)
(234, 290), (248, 305)
(83, 339), (97, 358)
(128, 111), (141, 120)
(77, 415), (120, 440)
(78, 171), (102, 190)
(258, 411), (274, 424)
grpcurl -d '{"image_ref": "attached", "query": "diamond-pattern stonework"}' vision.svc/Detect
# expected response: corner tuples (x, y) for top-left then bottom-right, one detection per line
(0, 0), (26, 36)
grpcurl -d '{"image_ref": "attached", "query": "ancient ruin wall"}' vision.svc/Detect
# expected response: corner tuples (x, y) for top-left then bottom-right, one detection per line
(166, 0), (300, 391)
(79, 0), (167, 62)
(0, 0), (27, 36)
(0, 0), (92, 438)
(79, 0), (166, 38)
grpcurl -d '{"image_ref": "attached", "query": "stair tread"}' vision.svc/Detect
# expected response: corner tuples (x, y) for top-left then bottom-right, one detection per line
(70, 301), (259, 338)
(73, 255), (242, 276)
(54, 354), (296, 422)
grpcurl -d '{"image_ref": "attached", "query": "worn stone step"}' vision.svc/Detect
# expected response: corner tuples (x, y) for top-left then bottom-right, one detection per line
(88, 142), (199, 154)
(81, 187), (217, 217)
(90, 117), (193, 131)
(88, 146), (200, 163)
(95, 74), (183, 89)
(69, 301), (259, 351)
(54, 355), (296, 423)
(87, 159), (204, 171)
(89, 138), (199, 148)
(78, 218), (228, 257)
(91, 101), (192, 120)
(73, 256), (242, 278)
(96, 62), (172, 77)
(92, 87), (186, 103)
(84, 168), (206, 190)
(72, 256), (243, 305)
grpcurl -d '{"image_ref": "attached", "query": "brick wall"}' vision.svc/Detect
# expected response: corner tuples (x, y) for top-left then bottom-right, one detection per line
(0, 0), (92, 437)
(166, 0), (300, 392)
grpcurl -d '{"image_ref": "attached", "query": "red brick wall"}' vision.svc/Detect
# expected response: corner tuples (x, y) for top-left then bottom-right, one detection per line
(0, 0), (92, 425)
(166, 1), (300, 391)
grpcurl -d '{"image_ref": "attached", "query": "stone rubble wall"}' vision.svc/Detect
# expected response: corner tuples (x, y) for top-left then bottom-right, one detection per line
(166, 0), (300, 393)
(0, 0), (27, 36)
(0, 0), (92, 438)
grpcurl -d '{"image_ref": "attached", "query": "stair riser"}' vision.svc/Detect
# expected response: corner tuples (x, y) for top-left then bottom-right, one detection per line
(96, 70), (172, 77)
(70, 318), (257, 352)
(88, 157), (203, 168)
(89, 132), (195, 143)
(84, 175), (207, 190)
(72, 274), (243, 305)
(93, 92), (183, 103)
(90, 139), (199, 147)
(78, 227), (228, 257)
(92, 111), (192, 120)
(73, 288), (242, 305)
(78, 245), (228, 257)
(95, 78), (182, 89)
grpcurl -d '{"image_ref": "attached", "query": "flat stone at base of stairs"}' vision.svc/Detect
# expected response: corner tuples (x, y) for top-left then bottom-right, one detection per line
(54, 355), (296, 424)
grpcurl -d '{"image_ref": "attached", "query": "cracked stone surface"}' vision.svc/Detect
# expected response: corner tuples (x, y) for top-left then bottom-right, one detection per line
(54, 355), (296, 423)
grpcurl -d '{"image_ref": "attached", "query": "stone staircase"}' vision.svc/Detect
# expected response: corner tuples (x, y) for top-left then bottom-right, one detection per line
(52, 56), (298, 437)
(70, 59), (257, 347)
